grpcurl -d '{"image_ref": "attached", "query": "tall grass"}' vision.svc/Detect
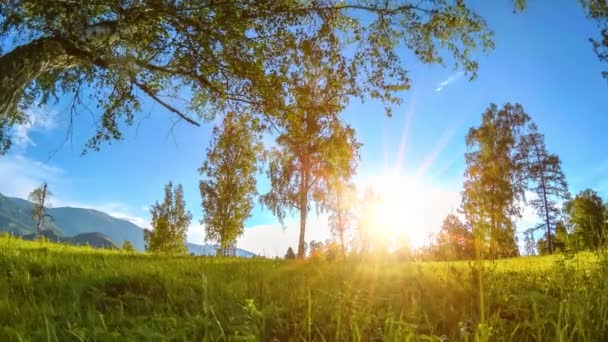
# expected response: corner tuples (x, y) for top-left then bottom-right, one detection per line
(0, 235), (605, 341)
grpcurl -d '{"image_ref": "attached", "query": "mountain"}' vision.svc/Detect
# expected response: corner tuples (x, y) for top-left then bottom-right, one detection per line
(186, 243), (255, 257)
(50, 207), (147, 250)
(0, 193), (255, 256)
(0, 193), (146, 250)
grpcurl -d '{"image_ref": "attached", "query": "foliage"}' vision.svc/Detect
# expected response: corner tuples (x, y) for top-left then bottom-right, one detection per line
(564, 189), (608, 250)
(327, 182), (356, 259)
(261, 72), (360, 258)
(0, 0), (500, 154)
(537, 221), (570, 255)
(284, 247), (296, 260)
(461, 103), (533, 258)
(199, 113), (261, 257)
(523, 123), (570, 253)
(432, 214), (475, 260)
(145, 182), (191, 255)
(581, 0), (608, 79)
(27, 183), (52, 239)
(121, 240), (135, 253)
(2, 235), (608, 340)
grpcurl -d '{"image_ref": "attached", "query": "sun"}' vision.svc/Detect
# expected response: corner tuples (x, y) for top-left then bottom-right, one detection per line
(360, 174), (456, 250)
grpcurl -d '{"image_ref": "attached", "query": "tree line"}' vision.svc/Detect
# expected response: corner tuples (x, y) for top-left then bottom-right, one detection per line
(4, 1), (608, 259)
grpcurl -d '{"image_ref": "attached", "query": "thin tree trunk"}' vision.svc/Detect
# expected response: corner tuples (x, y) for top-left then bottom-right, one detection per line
(533, 141), (552, 253)
(35, 184), (48, 239)
(298, 172), (308, 259)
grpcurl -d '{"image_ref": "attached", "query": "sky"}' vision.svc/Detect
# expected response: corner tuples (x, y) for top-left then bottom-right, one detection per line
(2, 1), (608, 256)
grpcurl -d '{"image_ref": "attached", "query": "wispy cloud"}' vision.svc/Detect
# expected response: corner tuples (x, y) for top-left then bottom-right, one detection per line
(0, 154), (150, 229)
(0, 154), (63, 198)
(13, 106), (57, 149)
(435, 72), (464, 93)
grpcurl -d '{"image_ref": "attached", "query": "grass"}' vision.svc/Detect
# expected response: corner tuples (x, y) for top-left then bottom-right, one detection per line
(0, 235), (607, 341)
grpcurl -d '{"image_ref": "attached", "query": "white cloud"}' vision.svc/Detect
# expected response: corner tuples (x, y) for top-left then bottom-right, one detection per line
(13, 106), (57, 149)
(237, 216), (331, 257)
(0, 154), (63, 198)
(435, 72), (464, 92)
(187, 223), (206, 245)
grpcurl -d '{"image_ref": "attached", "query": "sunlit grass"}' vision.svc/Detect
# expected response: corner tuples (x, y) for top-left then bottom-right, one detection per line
(0, 235), (606, 341)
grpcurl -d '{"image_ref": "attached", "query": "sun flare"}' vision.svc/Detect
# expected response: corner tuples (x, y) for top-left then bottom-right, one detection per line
(360, 175), (459, 250)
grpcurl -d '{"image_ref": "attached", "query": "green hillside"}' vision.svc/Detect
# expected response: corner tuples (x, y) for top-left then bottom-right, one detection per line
(0, 235), (605, 341)
(0, 193), (145, 249)
(0, 194), (62, 235)
(21, 230), (118, 249)
(0, 193), (255, 256)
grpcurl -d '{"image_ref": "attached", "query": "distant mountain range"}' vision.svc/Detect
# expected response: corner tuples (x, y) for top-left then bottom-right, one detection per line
(0, 193), (255, 257)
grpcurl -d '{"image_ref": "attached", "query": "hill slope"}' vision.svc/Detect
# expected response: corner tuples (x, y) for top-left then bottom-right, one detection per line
(21, 230), (118, 249)
(0, 193), (254, 256)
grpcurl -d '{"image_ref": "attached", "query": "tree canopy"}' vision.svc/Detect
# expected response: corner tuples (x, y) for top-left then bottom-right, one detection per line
(565, 189), (608, 250)
(145, 182), (192, 254)
(0, 0), (507, 154)
(461, 103), (532, 258)
(199, 112), (261, 256)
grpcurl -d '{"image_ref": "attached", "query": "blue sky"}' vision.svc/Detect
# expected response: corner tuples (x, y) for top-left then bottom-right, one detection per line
(2, 1), (608, 256)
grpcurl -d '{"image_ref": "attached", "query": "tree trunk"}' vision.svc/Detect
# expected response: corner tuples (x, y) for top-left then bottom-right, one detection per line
(0, 20), (123, 122)
(533, 141), (552, 253)
(298, 173), (308, 259)
(0, 37), (80, 119)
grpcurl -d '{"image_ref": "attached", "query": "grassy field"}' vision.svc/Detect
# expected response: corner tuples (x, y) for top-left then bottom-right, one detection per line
(0, 236), (607, 341)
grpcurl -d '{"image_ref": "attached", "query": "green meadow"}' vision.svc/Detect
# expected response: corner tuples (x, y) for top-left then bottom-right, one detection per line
(0, 235), (606, 341)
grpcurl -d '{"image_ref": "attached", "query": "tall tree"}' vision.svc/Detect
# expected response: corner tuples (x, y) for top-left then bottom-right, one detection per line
(564, 189), (608, 250)
(523, 124), (569, 253)
(145, 182), (192, 254)
(199, 112), (261, 257)
(261, 72), (360, 259)
(0, 1), (508, 155)
(28, 183), (52, 239)
(461, 103), (532, 258)
(327, 182), (357, 259)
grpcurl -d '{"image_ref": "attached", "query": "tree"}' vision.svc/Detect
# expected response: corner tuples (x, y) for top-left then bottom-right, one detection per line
(284, 247), (296, 260)
(122, 240), (135, 252)
(434, 214), (475, 260)
(523, 124), (569, 253)
(28, 183), (52, 239)
(0, 1), (504, 154)
(461, 103), (533, 258)
(199, 112), (261, 257)
(308, 240), (325, 258)
(523, 229), (536, 256)
(581, 1), (608, 80)
(327, 182), (356, 259)
(145, 182), (192, 254)
(564, 189), (608, 250)
(536, 221), (570, 255)
(261, 72), (360, 259)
